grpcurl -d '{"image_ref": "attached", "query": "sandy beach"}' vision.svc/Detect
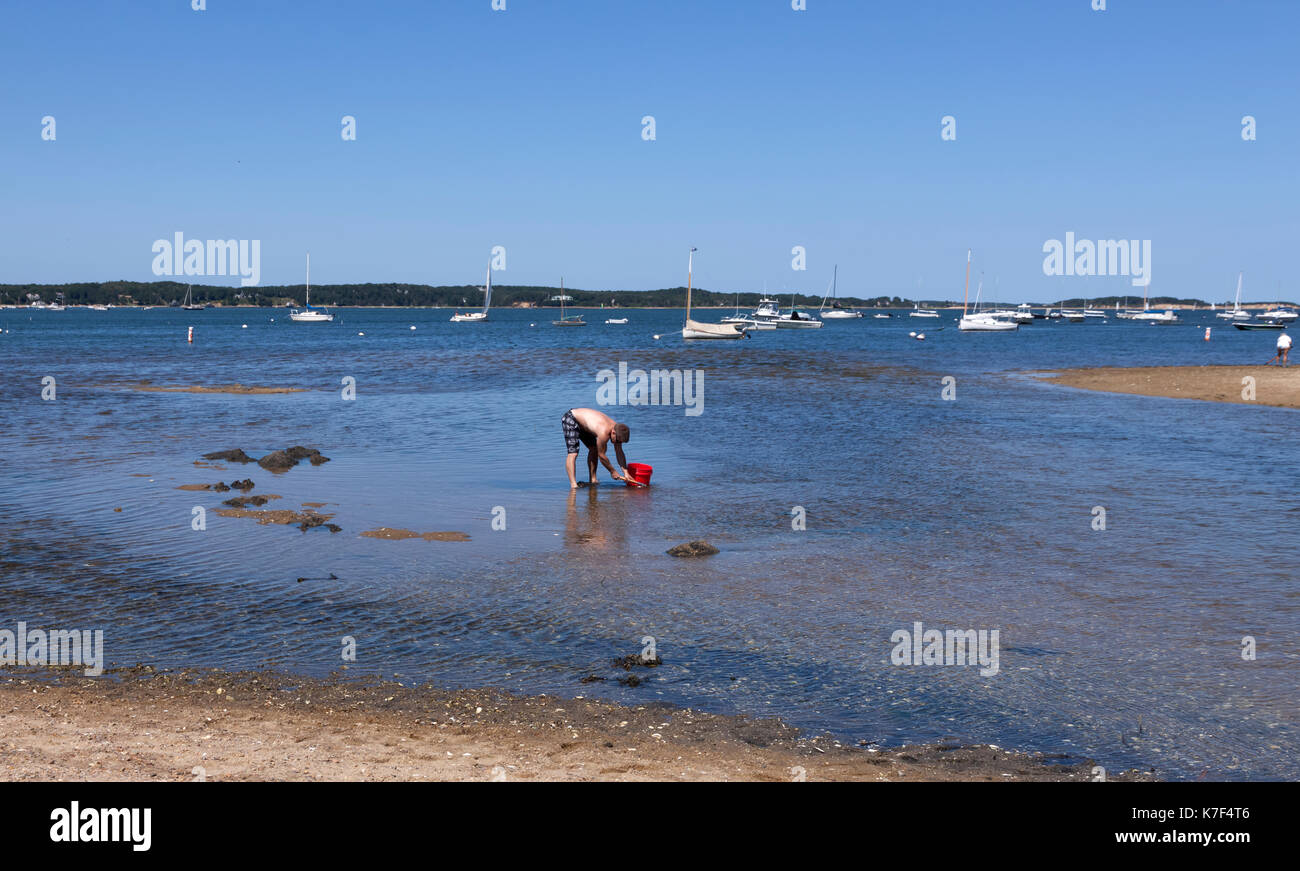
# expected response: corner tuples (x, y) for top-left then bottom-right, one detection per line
(1041, 365), (1299, 409)
(0, 669), (1147, 782)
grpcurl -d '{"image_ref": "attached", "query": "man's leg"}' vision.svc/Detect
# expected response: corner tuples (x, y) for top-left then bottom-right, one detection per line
(586, 448), (599, 485)
(562, 410), (581, 488)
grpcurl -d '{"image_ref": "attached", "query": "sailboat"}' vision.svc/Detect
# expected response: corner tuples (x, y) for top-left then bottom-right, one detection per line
(450, 266), (492, 322)
(552, 278), (585, 326)
(289, 254), (334, 322)
(958, 253), (1018, 331)
(181, 285), (204, 311)
(681, 248), (744, 339)
(819, 266), (862, 318)
(1128, 280), (1178, 323)
(1216, 272), (1252, 320)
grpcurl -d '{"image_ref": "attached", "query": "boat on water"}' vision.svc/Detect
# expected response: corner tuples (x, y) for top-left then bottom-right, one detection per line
(1083, 302), (1106, 319)
(681, 248), (744, 339)
(181, 285), (205, 311)
(604, 317), (628, 324)
(1234, 320), (1285, 330)
(289, 255), (335, 322)
(1126, 282), (1179, 323)
(1260, 307), (1297, 322)
(818, 266), (862, 318)
(1216, 273), (1252, 320)
(775, 306), (823, 328)
(1060, 308), (1086, 322)
(873, 312), (892, 319)
(552, 279), (585, 326)
(909, 299), (940, 318)
(1012, 303), (1036, 324)
(958, 253), (1017, 332)
(450, 266), (492, 322)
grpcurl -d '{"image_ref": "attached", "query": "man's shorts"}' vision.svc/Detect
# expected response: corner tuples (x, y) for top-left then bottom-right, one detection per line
(562, 409), (583, 455)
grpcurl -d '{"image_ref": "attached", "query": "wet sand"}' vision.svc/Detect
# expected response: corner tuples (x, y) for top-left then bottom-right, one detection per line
(361, 528), (471, 542)
(1041, 365), (1300, 409)
(0, 668), (1149, 782)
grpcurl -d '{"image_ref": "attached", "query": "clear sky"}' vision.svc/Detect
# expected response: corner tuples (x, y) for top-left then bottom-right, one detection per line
(2, 0), (1296, 301)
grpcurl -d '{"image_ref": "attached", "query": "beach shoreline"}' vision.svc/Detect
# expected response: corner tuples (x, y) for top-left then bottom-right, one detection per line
(0, 667), (1148, 782)
(1038, 365), (1299, 409)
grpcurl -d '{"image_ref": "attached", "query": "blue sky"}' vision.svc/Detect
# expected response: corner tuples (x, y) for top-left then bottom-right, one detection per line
(2, 0), (1296, 301)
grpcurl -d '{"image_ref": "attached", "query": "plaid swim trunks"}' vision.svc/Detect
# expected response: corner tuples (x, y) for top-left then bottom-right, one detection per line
(561, 409), (583, 454)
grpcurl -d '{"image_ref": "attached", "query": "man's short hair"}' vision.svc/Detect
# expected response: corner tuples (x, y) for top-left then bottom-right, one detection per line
(613, 423), (630, 444)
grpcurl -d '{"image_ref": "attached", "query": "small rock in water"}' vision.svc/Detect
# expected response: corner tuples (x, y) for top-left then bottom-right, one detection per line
(202, 448), (255, 464)
(667, 540), (719, 557)
(257, 450), (296, 472)
(229, 478), (255, 491)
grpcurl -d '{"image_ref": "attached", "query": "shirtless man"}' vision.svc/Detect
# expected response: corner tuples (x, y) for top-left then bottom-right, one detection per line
(561, 407), (634, 488)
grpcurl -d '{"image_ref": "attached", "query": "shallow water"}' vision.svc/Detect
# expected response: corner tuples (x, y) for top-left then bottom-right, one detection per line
(1, 306), (1295, 779)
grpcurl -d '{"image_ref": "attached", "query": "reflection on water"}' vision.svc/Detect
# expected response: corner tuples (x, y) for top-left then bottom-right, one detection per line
(0, 307), (1296, 780)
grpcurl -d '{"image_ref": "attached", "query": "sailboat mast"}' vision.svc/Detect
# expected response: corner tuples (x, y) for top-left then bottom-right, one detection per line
(686, 247), (696, 321)
(961, 248), (972, 316)
(306, 252), (311, 307)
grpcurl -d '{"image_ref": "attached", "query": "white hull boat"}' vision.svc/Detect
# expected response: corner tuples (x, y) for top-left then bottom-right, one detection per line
(451, 265), (492, 322)
(289, 254), (335, 322)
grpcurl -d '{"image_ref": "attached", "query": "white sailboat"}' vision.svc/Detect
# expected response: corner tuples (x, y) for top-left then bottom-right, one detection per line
(450, 266), (492, 322)
(289, 253), (335, 322)
(909, 299), (940, 318)
(682, 248), (744, 340)
(1216, 272), (1252, 320)
(819, 266), (862, 318)
(958, 252), (1018, 331)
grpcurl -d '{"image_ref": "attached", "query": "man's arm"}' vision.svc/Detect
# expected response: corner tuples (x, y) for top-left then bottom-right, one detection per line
(613, 442), (629, 473)
(595, 435), (629, 481)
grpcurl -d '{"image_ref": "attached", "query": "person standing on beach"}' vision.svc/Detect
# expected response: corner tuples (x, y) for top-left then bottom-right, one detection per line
(561, 408), (634, 488)
(1272, 331), (1292, 367)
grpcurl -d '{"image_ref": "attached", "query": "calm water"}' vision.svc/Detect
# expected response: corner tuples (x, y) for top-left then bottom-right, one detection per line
(1, 306), (1295, 780)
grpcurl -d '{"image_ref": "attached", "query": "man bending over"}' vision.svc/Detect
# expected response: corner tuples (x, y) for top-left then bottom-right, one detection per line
(561, 408), (634, 489)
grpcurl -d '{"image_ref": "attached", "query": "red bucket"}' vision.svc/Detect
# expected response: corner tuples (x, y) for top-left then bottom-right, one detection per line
(625, 462), (653, 487)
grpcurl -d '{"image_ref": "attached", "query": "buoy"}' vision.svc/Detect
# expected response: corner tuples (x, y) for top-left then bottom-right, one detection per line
(187, 326), (193, 344)
(908, 331), (917, 337)
(653, 334), (661, 340)
(357, 331), (365, 336)
(410, 325), (416, 330)
(1204, 327), (1211, 341)
(241, 324), (248, 329)
(916, 333), (926, 340)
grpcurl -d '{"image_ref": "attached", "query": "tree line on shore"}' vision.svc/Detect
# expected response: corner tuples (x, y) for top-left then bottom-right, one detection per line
(0, 281), (1251, 309)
